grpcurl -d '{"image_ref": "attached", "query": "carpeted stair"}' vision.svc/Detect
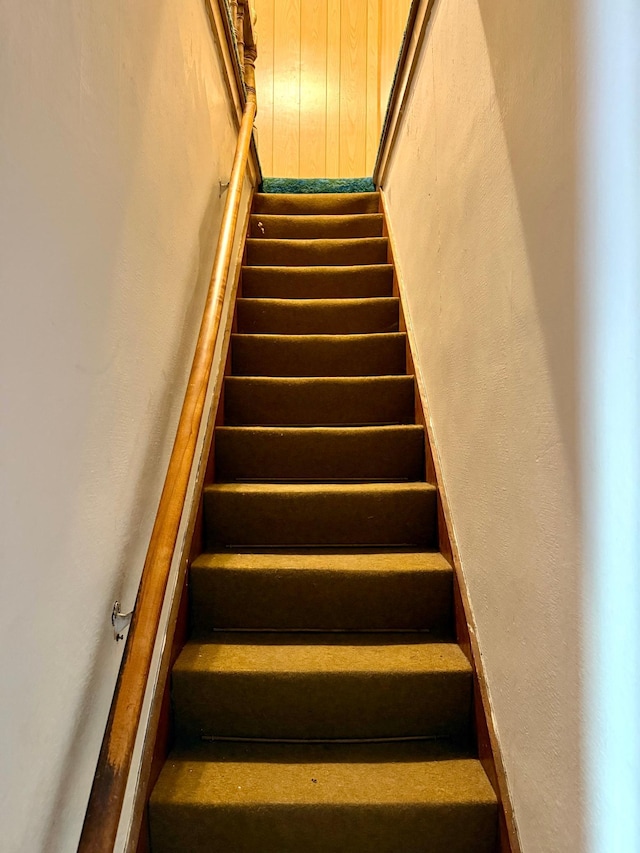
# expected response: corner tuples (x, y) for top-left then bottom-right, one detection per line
(149, 190), (498, 852)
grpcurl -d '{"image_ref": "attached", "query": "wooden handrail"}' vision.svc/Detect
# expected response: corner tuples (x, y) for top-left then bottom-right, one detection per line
(77, 12), (257, 852)
(373, 0), (435, 187)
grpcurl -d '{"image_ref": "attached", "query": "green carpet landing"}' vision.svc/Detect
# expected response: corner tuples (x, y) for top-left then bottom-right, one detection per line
(260, 176), (376, 193)
(148, 189), (499, 852)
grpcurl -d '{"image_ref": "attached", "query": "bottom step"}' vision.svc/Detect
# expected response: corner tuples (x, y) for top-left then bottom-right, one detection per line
(150, 742), (497, 853)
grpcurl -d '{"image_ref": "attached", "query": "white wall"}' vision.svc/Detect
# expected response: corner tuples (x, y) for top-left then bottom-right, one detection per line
(0, 2), (251, 850)
(581, 2), (640, 850)
(383, 1), (582, 850)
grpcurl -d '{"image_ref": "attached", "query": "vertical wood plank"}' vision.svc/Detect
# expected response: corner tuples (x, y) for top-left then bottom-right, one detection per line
(253, 0), (275, 174)
(272, 0), (301, 176)
(255, 0), (410, 179)
(325, 0), (341, 177)
(365, 0), (380, 174)
(379, 0), (393, 114)
(300, 0), (328, 176)
(339, 0), (367, 176)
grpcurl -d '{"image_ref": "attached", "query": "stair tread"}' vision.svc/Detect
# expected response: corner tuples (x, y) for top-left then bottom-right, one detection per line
(241, 264), (394, 298)
(231, 333), (407, 377)
(191, 548), (451, 573)
(244, 262), (392, 272)
(236, 299), (399, 334)
(189, 549), (453, 634)
(232, 331), (404, 340)
(224, 375), (416, 426)
(205, 481), (436, 495)
(252, 191), (380, 215)
(246, 236), (387, 249)
(243, 263), (393, 277)
(214, 424), (425, 482)
(175, 635), (470, 676)
(250, 214), (384, 239)
(236, 296), (397, 307)
(151, 742), (496, 807)
(204, 482), (437, 546)
(246, 237), (388, 267)
(251, 214), (382, 224)
(226, 374), (412, 384)
(238, 295), (397, 302)
(215, 424), (422, 435)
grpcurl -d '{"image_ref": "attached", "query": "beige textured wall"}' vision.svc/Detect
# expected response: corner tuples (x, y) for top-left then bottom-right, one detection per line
(253, 0), (411, 177)
(0, 2), (251, 850)
(383, 1), (582, 850)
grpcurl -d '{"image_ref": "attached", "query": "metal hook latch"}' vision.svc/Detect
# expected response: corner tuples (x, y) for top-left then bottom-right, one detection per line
(112, 601), (133, 642)
(219, 179), (230, 197)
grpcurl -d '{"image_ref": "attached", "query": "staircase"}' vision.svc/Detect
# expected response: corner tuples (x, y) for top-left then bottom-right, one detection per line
(149, 191), (498, 852)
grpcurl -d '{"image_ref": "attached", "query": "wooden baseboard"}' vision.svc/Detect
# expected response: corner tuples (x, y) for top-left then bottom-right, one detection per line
(380, 188), (521, 853)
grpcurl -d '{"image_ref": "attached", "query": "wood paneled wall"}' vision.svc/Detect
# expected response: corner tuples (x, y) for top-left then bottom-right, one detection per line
(253, 0), (411, 178)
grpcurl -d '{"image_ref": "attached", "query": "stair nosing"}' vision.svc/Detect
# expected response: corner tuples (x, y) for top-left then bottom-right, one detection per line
(231, 331), (406, 341)
(205, 481), (435, 494)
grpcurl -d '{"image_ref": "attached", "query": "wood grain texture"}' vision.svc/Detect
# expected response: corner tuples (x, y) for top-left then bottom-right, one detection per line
(272, 0), (301, 176)
(325, 0), (342, 177)
(365, 0), (380, 172)
(300, 0), (328, 176)
(339, 0), (367, 175)
(253, 0), (408, 178)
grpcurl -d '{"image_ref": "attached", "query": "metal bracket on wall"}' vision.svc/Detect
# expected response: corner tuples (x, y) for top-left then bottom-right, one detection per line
(112, 601), (133, 642)
(219, 179), (230, 197)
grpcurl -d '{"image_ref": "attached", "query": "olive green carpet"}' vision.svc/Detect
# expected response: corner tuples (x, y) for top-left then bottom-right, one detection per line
(149, 191), (498, 851)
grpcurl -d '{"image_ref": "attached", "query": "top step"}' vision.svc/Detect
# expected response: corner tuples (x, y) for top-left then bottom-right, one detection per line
(253, 192), (380, 216)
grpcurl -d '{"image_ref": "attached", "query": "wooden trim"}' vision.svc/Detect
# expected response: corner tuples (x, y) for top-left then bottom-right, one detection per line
(373, 0), (437, 187)
(206, 0), (262, 185)
(380, 190), (522, 853)
(125, 194), (253, 853)
(77, 54), (258, 853)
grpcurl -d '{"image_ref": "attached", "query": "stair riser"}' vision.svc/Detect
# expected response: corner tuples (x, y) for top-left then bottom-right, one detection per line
(231, 334), (407, 377)
(173, 671), (472, 742)
(214, 427), (425, 481)
(246, 238), (388, 267)
(250, 214), (384, 239)
(253, 191), (380, 215)
(203, 487), (437, 548)
(190, 568), (453, 633)
(150, 802), (497, 853)
(242, 265), (393, 298)
(236, 298), (399, 335)
(223, 377), (416, 425)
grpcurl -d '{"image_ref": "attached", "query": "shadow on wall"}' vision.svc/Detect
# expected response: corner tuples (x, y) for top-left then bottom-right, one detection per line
(36, 1), (231, 849)
(38, 3), (172, 848)
(475, 0), (580, 504)
(475, 1), (584, 850)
